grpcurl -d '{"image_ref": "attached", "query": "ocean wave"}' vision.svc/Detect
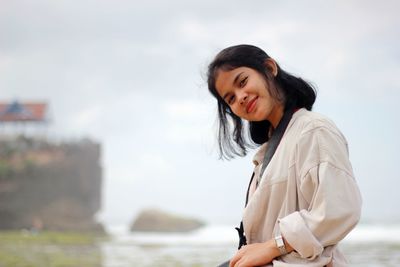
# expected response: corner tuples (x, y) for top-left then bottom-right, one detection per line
(105, 223), (400, 246)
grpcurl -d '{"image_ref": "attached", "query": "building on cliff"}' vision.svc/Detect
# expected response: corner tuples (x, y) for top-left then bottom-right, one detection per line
(0, 101), (103, 232)
(0, 100), (50, 137)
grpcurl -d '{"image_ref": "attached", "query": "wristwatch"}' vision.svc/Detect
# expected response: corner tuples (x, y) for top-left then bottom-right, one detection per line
(274, 235), (287, 255)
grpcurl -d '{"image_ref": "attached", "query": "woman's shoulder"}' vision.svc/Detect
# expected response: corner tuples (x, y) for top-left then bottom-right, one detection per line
(292, 108), (342, 135)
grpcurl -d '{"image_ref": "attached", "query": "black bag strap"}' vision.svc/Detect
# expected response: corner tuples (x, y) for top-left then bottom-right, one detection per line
(245, 108), (295, 207)
(259, 108), (295, 183)
(236, 108), (295, 250)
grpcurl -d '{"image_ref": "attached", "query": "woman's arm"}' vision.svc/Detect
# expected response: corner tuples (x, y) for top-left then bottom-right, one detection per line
(278, 121), (362, 259)
(229, 236), (294, 267)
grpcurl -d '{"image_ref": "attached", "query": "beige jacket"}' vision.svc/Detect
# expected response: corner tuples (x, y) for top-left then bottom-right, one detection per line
(242, 109), (362, 266)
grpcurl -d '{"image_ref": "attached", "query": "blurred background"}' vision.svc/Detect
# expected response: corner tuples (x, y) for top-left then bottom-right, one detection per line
(1, 0), (399, 266)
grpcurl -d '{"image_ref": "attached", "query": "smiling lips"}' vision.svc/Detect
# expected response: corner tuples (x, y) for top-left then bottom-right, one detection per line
(246, 96), (258, 113)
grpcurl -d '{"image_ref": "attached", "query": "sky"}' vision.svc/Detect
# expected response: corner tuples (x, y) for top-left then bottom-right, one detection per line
(1, 0), (399, 227)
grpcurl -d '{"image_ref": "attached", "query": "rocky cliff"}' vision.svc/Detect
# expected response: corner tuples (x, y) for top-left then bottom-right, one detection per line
(0, 135), (103, 232)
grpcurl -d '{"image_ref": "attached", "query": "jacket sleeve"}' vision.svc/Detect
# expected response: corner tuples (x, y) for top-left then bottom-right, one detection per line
(278, 120), (362, 260)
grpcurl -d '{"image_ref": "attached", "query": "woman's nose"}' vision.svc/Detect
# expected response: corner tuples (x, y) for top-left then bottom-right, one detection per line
(239, 94), (248, 105)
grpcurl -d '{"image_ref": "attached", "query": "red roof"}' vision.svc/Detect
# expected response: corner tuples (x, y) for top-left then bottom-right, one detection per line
(0, 101), (48, 122)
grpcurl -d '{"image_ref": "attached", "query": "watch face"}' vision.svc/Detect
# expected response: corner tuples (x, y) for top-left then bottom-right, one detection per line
(275, 236), (285, 247)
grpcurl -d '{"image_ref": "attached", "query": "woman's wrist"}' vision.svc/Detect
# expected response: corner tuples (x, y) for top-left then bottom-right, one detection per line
(274, 235), (287, 255)
(266, 235), (293, 259)
(265, 238), (282, 259)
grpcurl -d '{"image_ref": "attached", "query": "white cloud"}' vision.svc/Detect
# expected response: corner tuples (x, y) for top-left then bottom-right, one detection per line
(137, 153), (174, 174)
(163, 99), (211, 120)
(161, 99), (216, 144)
(73, 105), (103, 129)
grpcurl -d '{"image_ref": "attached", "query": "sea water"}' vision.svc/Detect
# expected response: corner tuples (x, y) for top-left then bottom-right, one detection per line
(101, 224), (400, 267)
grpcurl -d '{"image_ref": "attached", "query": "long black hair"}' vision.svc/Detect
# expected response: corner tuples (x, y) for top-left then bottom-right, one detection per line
(207, 44), (316, 159)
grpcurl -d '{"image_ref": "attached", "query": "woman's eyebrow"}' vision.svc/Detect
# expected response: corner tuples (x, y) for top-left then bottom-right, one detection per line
(233, 72), (244, 86)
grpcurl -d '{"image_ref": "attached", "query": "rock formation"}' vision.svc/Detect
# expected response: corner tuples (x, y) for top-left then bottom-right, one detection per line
(130, 208), (205, 232)
(0, 135), (103, 232)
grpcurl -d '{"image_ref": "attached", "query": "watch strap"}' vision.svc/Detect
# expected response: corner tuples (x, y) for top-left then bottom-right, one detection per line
(274, 235), (287, 255)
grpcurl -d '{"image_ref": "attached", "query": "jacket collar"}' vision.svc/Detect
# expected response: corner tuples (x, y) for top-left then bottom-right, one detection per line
(252, 108), (306, 166)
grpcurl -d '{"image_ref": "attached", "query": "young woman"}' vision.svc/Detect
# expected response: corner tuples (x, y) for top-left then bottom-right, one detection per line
(207, 45), (362, 267)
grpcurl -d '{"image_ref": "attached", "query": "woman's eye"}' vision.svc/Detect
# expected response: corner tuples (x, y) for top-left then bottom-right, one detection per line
(239, 77), (248, 87)
(228, 95), (235, 105)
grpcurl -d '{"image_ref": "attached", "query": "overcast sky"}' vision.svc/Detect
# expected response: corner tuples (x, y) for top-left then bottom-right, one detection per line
(1, 0), (399, 226)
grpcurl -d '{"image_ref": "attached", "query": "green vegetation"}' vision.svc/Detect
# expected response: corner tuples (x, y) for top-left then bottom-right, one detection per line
(0, 159), (12, 177)
(0, 230), (106, 267)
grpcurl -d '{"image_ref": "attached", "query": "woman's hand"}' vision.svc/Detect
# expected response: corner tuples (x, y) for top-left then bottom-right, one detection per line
(229, 239), (281, 267)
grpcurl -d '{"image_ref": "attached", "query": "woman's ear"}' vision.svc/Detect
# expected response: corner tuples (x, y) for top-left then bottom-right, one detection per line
(264, 58), (278, 77)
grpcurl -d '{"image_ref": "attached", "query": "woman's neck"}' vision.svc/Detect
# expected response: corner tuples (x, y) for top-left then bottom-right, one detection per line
(268, 103), (284, 129)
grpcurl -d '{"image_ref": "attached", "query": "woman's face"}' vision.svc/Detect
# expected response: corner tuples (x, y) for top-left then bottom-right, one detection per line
(215, 65), (283, 125)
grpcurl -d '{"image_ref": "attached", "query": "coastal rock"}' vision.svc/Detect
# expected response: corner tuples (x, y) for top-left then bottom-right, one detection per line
(130, 209), (205, 232)
(0, 136), (103, 232)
